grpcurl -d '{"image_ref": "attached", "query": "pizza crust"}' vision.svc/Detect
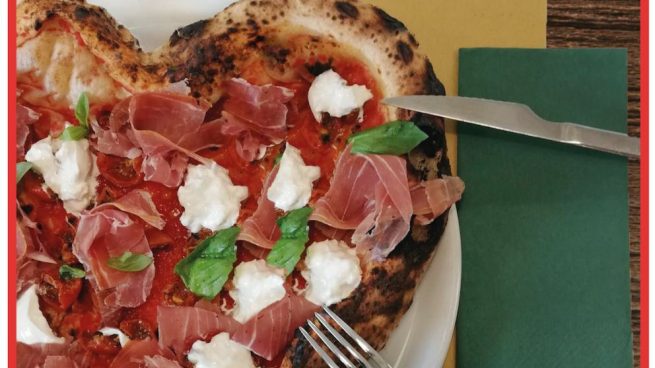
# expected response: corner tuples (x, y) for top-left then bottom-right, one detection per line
(17, 0), (167, 92)
(16, 1), (452, 366)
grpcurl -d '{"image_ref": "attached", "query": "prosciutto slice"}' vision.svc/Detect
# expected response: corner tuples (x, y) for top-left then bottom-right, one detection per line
(310, 147), (413, 259)
(94, 92), (223, 187)
(157, 305), (241, 357)
(411, 176), (465, 225)
(43, 356), (78, 368)
(232, 291), (319, 361)
(238, 166), (280, 249)
(72, 190), (161, 308)
(17, 343), (68, 368)
(17, 103), (39, 159)
(109, 339), (180, 368)
(219, 78), (294, 161)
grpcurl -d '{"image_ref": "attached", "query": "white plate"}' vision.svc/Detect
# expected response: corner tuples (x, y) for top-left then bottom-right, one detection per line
(88, 2), (462, 366)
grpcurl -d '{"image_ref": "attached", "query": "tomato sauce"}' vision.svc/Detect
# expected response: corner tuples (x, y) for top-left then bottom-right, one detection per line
(16, 53), (384, 366)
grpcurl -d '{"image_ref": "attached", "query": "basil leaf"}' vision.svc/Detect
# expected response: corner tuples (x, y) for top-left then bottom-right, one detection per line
(175, 227), (239, 299)
(107, 251), (153, 272)
(266, 207), (312, 274)
(348, 121), (428, 155)
(59, 125), (89, 141)
(277, 206), (312, 237)
(266, 237), (307, 274)
(75, 92), (89, 128)
(16, 162), (32, 184)
(59, 265), (86, 280)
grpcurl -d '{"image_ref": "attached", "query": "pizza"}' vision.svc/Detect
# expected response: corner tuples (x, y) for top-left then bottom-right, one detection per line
(15, 0), (465, 367)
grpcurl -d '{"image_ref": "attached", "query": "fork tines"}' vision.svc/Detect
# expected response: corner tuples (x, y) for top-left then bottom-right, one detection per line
(299, 305), (392, 368)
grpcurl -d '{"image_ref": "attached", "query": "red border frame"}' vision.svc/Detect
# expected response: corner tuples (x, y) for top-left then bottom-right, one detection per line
(5, 1), (650, 368)
(9, 0), (17, 366)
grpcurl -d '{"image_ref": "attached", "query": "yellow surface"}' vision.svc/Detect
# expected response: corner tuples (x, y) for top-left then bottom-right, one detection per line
(367, 1), (546, 367)
(369, 0), (546, 174)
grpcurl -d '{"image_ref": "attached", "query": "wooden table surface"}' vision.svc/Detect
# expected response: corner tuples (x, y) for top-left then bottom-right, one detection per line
(547, 1), (641, 366)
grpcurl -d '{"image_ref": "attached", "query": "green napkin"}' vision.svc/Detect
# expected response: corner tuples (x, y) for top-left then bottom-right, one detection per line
(456, 49), (632, 367)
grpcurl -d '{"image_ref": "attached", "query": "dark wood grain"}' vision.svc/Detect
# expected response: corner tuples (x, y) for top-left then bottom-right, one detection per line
(547, 1), (641, 366)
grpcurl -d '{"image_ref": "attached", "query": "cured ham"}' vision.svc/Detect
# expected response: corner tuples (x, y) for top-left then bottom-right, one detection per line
(232, 291), (319, 361)
(72, 190), (161, 308)
(17, 103), (39, 159)
(219, 78), (294, 161)
(93, 92), (223, 187)
(17, 343), (68, 368)
(310, 147), (413, 259)
(109, 339), (179, 368)
(43, 356), (78, 368)
(143, 355), (183, 368)
(411, 176), (465, 225)
(157, 305), (241, 357)
(238, 166), (280, 249)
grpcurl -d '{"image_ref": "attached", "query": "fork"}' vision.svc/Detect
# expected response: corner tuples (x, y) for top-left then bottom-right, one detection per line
(299, 305), (393, 368)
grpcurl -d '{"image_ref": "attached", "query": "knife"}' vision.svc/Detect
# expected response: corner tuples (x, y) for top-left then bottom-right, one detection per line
(382, 95), (640, 158)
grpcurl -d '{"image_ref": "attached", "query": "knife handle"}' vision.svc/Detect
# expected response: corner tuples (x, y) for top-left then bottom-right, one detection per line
(560, 123), (640, 158)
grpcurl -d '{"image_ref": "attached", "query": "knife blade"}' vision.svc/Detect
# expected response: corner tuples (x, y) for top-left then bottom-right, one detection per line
(382, 95), (640, 158)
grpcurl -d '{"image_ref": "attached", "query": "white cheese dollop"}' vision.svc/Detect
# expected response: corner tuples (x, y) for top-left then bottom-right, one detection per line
(302, 240), (362, 306)
(267, 144), (320, 211)
(25, 135), (98, 214)
(187, 332), (256, 368)
(99, 327), (130, 347)
(178, 162), (248, 233)
(17, 285), (65, 345)
(308, 69), (373, 122)
(17, 28), (129, 108)
(230, 260), (286, 323)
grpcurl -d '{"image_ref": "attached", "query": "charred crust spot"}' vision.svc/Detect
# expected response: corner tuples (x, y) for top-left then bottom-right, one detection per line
(411, 113), (444, 158)
(290, 332), (312, 368)
(335, 1), (360, 19)
(169, 19), (209, 46)
(305, 58), (333, 76)
(409, 34), (419, 46)
(73, 6), (90, 20)
(166, 65), (186, 83)
(373, 7), (407, 31)
(246, 18), (260, 31)
(34, 19), (42, 31)
(264, 46), (291, 64)
(396, 40), (413, 63)
(424, 60), (446, 96)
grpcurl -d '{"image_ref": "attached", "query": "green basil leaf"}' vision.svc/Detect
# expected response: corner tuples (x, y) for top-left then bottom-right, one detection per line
(59, 265), (86, 280)
(107, 251), (153, 272)
(175, 227), (239, 299)
(59, 125), (89, 141)
(16, 162), (33, 184)
(276, 206), (312, 237)
(266, 237), (307, 274)
(266, 207), (312, 274)
(75, 92), (89, 128)
(348, 120), (428, 155)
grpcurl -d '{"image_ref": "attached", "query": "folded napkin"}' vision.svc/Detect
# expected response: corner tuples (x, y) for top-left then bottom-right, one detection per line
(456, 48), (632, 368)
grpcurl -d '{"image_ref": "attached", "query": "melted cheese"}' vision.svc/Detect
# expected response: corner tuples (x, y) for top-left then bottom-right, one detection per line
(178, 162), (249, 233)
(17, 285), (65, 345)
(267, 143), (320, 211)
(308, 69), (373, 122)
(230, 260), (286, 323)
(187, 333), (256, 368)
(302, 240), (362, 306)
(25, 134), (99, 215)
